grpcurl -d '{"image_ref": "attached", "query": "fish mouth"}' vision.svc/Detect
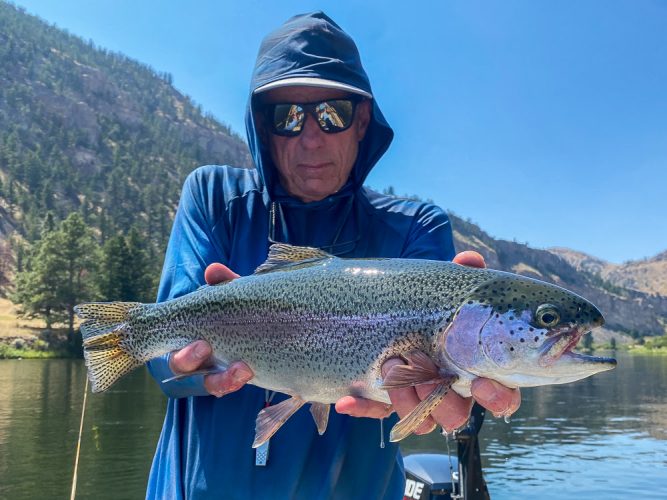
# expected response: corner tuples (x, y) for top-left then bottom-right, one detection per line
(539, 325), (614, 368)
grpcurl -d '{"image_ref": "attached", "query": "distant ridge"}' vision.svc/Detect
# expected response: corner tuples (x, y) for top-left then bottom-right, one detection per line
(451, 214), (667, 339)
(551, 247), (667, 297)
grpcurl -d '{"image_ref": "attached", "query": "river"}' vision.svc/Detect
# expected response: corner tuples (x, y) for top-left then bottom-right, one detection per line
(0, 352), (665, 499)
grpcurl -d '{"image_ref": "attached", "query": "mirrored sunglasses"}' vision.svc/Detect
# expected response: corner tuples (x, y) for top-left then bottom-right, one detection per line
(264, 97), (362, 137)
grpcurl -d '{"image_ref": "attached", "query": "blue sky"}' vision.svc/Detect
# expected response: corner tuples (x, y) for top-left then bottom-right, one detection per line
(13, 0), (667, 263)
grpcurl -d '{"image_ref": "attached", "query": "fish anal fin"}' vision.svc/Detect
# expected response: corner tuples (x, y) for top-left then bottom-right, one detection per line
(253, 396), (306, 448)
(380, 350), (443, 389)
(389, 383), (450, 442)
(254, 244), (332, 274)
(309, 402), (331, 435)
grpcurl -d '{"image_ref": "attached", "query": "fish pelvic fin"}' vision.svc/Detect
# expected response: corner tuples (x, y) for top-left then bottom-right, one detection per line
(380, 350), (445, 389)
(74, 302), (143, 393)
(389, 382), (451, 443)
(254, 244), (332, 274)
(253, 396), (306, 448)
(309, 402), (331, 435)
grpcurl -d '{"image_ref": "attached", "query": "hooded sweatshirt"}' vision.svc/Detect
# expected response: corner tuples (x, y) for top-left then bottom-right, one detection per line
(147, 12), (455, 500)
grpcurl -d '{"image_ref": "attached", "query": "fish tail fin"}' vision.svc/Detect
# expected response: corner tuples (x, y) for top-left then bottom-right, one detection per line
(75, 302), (143, 393)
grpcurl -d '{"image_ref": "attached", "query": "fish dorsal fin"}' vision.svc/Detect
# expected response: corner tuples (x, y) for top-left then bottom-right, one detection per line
(254, 244), (334, 274)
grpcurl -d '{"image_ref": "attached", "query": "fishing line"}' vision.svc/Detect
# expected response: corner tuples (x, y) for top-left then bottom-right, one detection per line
(70, 373), (89, 500)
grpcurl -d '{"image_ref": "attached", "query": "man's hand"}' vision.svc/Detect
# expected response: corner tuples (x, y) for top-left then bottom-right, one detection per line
(336, 251), (521, 434)
(168, 263), (254, 397)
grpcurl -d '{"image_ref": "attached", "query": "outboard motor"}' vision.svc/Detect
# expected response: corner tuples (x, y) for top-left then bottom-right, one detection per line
(403, 453), (459, 500)
(403, 405), (490, 500)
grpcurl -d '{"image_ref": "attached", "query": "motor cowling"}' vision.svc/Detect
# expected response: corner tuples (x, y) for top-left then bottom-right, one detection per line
(403, 454), (459, 500)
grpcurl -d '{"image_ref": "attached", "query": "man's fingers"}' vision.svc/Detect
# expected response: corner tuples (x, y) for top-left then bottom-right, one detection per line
(169, 340), (212, 374)
(452, 250), (486, 269)
(204, 263), (240, 285)
(471, 378), (521, 417)
(204, 361), (254, 398)
(335, 396), (393, 418)
(415, 382), (473, 432)
(382, 358), (436, 435)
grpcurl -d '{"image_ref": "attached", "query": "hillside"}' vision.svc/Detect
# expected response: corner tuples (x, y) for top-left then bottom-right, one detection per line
(452, 215), (667, 339)
(0, 1), (251, 290)
(551, 248), (667, 297)
(0, 2), (665, 341)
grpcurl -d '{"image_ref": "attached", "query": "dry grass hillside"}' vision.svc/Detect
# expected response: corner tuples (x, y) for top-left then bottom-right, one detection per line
(0, 297), (45, 337)
(550, 248), (667, 296)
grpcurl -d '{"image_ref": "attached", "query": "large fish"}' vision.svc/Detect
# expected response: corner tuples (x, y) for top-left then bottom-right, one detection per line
(75, 244), (616, 447)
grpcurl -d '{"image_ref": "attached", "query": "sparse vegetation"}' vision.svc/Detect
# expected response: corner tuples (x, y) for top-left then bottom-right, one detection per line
(629, 335), (667, 354)
(0, 1), (250, 295)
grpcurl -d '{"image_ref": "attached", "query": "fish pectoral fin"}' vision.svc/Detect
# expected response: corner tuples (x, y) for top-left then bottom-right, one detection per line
(254, 244), (333, 274)
(389, 383), (450, 442)
(253, 396), (306, 448)
(380, 350), (442, 389)
(309, 402), (331, 435)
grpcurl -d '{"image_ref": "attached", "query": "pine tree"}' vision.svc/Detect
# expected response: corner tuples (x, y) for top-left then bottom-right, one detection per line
(98, 234), (130, 300)
(59, 212), (100, 341)
(125, 226), (155, 301)
(13, 212), (100, 344)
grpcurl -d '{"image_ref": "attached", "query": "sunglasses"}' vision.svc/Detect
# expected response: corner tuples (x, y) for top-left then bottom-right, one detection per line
(263, 97), (363, 137)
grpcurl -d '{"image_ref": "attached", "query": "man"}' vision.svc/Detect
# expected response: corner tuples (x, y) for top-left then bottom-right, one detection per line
(147, 12), (519, 499)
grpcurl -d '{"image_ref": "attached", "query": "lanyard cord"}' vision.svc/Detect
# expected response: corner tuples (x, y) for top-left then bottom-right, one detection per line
(268, 197), (358, 255)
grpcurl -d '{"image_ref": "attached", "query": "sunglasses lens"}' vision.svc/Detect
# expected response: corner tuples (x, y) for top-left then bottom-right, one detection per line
(272, 104), (305, 135)
(315, 100), (355, 132)
(269, 99), (358, 136)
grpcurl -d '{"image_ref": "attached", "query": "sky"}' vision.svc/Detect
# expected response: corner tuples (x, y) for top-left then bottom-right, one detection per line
(11, 0), (667, 263)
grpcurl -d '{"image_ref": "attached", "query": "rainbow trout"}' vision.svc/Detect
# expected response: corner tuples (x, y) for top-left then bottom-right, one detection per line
(75, 244), (616, 447)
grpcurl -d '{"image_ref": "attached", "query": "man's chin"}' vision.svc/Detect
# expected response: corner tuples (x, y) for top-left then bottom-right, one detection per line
(292, 180), (343, 203)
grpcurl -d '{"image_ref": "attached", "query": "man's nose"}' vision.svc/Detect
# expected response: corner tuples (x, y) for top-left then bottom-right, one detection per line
(298, 113), (325, 148)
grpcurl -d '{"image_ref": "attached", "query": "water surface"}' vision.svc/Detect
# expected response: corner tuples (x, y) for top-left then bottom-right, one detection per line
(0, 352), (665, 498)
(402, 352), (667, 499)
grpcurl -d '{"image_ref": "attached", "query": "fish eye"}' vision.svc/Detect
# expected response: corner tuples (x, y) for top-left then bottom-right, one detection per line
(535, 304), (560, 328)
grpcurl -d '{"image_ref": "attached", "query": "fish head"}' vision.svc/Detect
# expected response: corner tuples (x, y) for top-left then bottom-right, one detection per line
(441, 272), (616, 388)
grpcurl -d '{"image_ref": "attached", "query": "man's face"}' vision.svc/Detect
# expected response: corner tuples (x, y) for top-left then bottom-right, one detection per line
(257, 86), (371, 203)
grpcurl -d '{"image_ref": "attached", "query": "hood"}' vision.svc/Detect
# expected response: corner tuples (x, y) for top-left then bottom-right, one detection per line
(245, 11), (394, 204)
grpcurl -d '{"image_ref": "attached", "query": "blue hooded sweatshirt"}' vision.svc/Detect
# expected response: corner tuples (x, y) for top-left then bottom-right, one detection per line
(147, 12), (455, 500)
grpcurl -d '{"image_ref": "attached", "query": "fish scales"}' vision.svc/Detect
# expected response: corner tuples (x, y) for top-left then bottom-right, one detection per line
(75, 243), (615, 445)
(125, 257), (491, 403)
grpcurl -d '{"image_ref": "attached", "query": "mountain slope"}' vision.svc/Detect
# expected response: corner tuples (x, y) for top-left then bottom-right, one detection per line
(552, 248), (667, 297)
(0, 1), (251, 249)
(451, 215), (667, 338)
